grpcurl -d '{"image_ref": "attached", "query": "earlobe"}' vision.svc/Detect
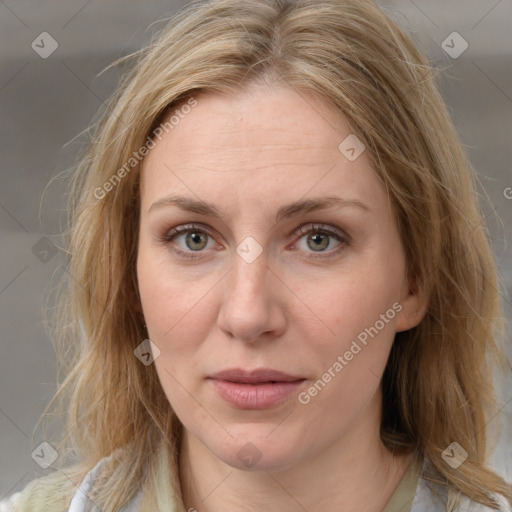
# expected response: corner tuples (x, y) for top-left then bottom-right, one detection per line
(394, 278), (428, 333)
(395, 306), (426, 333)
(132, 296), (145, 325)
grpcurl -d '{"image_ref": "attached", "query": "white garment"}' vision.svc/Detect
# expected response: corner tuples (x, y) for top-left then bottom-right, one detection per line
(0, 494), (20, 512)
(66, 458), (141, 511)
(1, 456), (510, 512)
(63, 456), (510, 512)
(409, 472), (512, 512)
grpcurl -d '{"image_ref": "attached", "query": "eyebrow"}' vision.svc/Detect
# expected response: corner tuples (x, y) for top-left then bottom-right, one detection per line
(148, 195), (370, 223)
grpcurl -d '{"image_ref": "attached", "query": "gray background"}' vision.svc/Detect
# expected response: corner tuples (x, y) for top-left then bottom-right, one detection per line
(1, 0), (511, 499)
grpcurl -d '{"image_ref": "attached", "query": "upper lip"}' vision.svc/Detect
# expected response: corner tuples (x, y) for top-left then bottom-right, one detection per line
(208, 368), (305, 384)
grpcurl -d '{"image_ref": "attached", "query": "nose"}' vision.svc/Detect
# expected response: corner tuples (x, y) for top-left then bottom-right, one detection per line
(216, 251), (287, 344)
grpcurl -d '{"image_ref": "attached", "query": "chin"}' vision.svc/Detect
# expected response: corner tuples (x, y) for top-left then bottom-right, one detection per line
(204, 426), (305, 472)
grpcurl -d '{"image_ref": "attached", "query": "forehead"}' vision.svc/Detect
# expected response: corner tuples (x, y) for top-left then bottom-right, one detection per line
(147, 86), (349, 161)
(139, 86), (385, 216)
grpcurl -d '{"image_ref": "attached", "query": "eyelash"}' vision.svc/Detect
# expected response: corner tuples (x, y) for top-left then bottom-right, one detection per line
(156, 223), (350, 260)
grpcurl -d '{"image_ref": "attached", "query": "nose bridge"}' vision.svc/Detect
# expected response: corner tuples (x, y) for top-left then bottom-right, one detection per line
(216, 244), (283, 342)
(228, 248), (269, 305)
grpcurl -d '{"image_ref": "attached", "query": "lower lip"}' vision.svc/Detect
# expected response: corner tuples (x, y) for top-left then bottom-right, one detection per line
(209, 379), (306, 409)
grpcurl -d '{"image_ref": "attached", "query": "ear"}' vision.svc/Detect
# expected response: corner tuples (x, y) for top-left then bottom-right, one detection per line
(132, 286), (145, 323)
(394, 272), (428, 333)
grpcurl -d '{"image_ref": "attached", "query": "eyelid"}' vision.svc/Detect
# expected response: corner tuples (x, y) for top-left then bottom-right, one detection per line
(292, 223), (350, 244)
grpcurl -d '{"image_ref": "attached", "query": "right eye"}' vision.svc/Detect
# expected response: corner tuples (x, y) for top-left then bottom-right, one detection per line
(156, 224), (218, 260)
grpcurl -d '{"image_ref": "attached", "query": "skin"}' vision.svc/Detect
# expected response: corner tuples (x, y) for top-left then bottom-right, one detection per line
(136, 83), (426, 511)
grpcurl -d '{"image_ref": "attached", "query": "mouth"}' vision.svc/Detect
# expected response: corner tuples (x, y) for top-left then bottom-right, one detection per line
(208, 368), (305, 383)
(207, 368), (306, 409)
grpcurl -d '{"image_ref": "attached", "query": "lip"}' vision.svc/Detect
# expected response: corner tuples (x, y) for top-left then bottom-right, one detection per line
(209, 368), (305, 383)
(207, 368), (306, 410)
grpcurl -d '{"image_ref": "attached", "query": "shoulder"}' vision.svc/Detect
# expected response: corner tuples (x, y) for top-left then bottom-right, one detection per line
(457, 493), (512, 512)
(0, 457), (143, 512)
(411, 458), (511, 512)
(412, 481), (511, 512)
(0, 470), (79, 512)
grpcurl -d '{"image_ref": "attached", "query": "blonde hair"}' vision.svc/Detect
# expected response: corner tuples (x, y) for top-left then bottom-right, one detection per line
(38, 0), (511, 510)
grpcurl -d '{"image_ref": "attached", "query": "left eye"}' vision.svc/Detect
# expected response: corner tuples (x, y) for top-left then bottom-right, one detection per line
(292, 224), (348, 256)
(158, 223), (348, 260)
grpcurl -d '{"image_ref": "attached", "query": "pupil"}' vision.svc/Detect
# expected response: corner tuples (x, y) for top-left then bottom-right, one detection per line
(309, 233), (328, 251)
(187, 232), (206, 250)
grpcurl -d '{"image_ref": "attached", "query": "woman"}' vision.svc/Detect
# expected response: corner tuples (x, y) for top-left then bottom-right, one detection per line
(2, 0), (510, 511)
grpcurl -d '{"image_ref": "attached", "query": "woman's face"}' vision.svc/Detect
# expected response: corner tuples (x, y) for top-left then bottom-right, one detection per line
(137, 85), (422, 471)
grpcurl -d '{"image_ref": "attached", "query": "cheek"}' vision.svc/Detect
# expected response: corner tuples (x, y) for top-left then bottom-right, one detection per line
(297, 251), (403, 397)
(136, 248), (221, 408)
(306, 261), (400, 349)
(137, 246), (216, 341)
(299, 296), (397, 421)
(137, 256), (206, 414)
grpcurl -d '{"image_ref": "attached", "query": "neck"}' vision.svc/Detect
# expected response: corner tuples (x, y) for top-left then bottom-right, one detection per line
(178, 393), (414, 512)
